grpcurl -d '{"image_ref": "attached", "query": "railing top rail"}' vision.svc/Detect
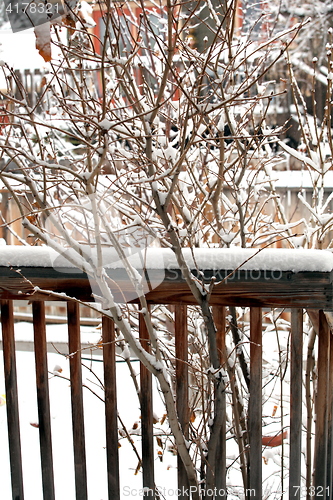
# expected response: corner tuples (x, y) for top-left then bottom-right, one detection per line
(0, 246), (332, 308)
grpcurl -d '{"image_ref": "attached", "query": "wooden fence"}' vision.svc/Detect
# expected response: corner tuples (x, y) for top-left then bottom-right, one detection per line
(1, 260), (333, 499)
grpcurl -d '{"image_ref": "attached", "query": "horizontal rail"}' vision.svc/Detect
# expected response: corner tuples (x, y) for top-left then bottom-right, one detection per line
(0, 267), (332, 309)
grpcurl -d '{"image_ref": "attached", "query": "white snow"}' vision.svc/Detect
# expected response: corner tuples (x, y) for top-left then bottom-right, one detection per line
(0, 24), (67, 90)
(0, 27), (46, 73)
(34, 23), (51, 52)
(268, 170), (333, 189)
(98, 118), (113, 131)
(0, 246), (333, 273)
(277, 142), (319, 170)
(78, 1), (96, 27)
(11, 321), (101, 346)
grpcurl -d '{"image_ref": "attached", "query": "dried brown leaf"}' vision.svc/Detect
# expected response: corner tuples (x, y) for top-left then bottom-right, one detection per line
(34, 23), (51, 63)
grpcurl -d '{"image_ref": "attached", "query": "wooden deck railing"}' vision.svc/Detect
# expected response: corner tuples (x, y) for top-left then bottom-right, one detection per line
(1, 260), (333, 499)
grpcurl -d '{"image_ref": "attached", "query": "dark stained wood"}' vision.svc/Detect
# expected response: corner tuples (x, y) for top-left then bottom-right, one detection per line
(289, 308), (303, 500)
(67, 301), (88, 500)
(327, 330), (333, 496)
(307, 309), (320, 335)
(314, 310), (330, 499)
(249, 307), (262, 500)
(102, 315), (120, 500)
(212, 306), (227, 498)
(175, 305), (189, 498)
(1, 299), (25, 500)
(32, 301), (55, 500)
(139, 309), (155, 497)
(0, 266), (90, 300)
(0, 267), (332, 310)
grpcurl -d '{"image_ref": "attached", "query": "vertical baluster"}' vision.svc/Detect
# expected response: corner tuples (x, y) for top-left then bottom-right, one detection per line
(289, 308), (303, 500)
(102, 315), (120, 500)
(314, 310), (330, 499)
(32, 301), (55, 500)
(327, 329), (333, 498)
(249, 307), (262, 500)
(175, 304), (189, 498)
(1, 299), (24, 500)
(139, 308), (155, 497)
(213, 305), (227, 498)
(67, 301), (88, 500)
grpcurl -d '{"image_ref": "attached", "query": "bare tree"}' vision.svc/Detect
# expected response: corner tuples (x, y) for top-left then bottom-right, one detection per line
(0, 0), (330, 498)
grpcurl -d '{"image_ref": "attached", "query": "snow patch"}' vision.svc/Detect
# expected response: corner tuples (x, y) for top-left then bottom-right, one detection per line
(0, 246), (332, 273)
(98, 118), (113, 131)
